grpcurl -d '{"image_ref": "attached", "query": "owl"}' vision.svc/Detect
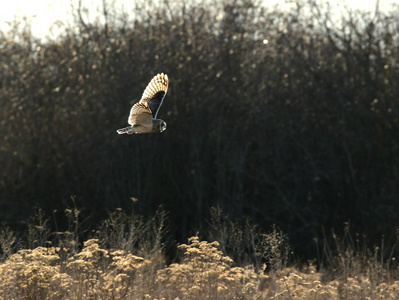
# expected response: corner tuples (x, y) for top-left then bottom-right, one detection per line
(117, 73), (169, 134)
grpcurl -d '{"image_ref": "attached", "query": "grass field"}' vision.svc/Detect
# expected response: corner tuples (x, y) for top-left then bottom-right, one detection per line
(0, 208), (398, 299)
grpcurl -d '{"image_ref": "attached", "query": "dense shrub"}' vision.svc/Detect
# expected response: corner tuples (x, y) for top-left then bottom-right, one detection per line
(0, 0), (398, 259)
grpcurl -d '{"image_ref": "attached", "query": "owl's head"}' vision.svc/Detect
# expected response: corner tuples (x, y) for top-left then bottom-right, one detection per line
(153, 119), (167, 132)
(159, 120), (167, 132)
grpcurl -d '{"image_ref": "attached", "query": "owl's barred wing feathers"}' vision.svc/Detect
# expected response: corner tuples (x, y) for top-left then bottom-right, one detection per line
(139, 73), (168, 119)
(128, 103), (153, 126)
(117, 103), (153, 134)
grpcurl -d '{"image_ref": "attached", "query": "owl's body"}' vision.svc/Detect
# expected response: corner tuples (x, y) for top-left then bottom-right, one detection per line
(117, 119), (166, 134)
(117, 73), (168, 134)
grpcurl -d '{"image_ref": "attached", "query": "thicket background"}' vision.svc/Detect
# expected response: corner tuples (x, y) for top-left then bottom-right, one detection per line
(1, 0), (398, 259)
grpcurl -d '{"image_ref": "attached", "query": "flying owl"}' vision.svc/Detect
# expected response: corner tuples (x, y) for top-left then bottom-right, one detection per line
(117, 73), (169, 134)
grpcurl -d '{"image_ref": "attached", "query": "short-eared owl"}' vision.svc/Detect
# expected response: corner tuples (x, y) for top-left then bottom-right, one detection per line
(117, 73), (169, 134)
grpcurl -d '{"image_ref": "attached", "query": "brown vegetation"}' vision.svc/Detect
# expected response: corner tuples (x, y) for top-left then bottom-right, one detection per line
(1, 212), (399, 299)
(1, 0), (399, 264)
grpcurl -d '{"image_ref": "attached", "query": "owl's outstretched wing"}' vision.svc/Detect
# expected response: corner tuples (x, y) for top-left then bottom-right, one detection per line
(128, 103), (153, 126)
(139, 73), (168, 119)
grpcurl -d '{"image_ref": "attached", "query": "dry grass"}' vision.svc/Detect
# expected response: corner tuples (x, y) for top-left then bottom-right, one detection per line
(0, 240), (154, 299)
(1, 232), (399, 299)
(0, 208), (398, 299)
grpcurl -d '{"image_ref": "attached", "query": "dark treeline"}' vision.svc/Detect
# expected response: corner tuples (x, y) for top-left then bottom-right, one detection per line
(1, 0), (398, 259)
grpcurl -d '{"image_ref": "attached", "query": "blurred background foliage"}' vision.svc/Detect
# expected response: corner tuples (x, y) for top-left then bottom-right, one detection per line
(0, 0), (398, 258)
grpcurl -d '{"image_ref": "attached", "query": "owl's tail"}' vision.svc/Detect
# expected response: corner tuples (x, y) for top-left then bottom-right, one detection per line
(117, 126), (133, 134)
